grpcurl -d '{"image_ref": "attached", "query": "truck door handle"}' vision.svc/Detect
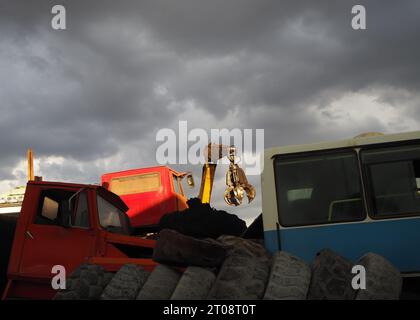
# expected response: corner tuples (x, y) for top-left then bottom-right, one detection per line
(26, 231), (34, 240)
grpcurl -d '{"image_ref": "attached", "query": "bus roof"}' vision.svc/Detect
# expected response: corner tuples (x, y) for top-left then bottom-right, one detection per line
(265, 130), (420, 159)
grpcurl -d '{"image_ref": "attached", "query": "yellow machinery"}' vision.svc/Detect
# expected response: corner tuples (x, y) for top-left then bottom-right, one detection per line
(198, 143), (256, 206)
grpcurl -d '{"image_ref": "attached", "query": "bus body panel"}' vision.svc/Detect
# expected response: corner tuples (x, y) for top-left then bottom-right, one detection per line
(264, 216), (420, 272)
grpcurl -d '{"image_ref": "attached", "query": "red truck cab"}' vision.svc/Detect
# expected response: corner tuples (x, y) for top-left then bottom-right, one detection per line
(101, 166), (189, 232)
(1, 181), (157, 300)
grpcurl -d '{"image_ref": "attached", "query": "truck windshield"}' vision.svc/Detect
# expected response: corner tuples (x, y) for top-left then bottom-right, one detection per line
(97, 194), (130, 234)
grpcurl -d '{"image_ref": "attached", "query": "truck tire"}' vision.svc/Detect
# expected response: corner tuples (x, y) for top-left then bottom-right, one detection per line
(136, 264), (181, 300)
(171, 266), (216, 300)
(153, 229), (227, 267)
(101, 264), (149, 300)
(263, 252), (311, 300)
(217, 235), (270, 261)
(355, 253), (402, 300)
(159, 198), (247, 238)
(207, 253), (270, 300)
(307, 249), (356, 300)
(54, 264), (111, 300)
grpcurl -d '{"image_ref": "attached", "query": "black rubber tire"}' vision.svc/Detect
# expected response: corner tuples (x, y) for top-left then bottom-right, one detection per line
(54, 264), (112, 300)
(355, 253), (402, 300)
(153, 229), (226, 267)
(207, 253), (270, 300)
(159, 198), (246, 238)
(171, 266), (216, 300)
(217, 235), (270, 261)
(101, 264), (149, 300)
(263, 251), (311, 300)
(307, 249), (356, 300)
(136, 264), (181, 300)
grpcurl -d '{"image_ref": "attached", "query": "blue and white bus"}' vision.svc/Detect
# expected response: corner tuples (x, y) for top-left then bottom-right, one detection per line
(261, 131), (420, 274)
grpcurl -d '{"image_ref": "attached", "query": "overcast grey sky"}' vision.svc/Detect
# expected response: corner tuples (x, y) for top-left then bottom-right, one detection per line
(1, 1), (419, 222)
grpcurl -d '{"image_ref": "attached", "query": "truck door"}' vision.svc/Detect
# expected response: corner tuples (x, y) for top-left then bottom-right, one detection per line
(18, 189), (96, 281)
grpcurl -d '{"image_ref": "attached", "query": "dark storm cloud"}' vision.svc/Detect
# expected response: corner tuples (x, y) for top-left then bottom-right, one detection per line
(0, 0), (183, 178)
(0, 1), (419, 219)
(164, 0), (420, 117)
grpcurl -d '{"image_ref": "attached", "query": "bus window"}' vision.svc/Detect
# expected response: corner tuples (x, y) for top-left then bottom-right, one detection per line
(362, 144), (420, 218)
(274, 150), (365, 227)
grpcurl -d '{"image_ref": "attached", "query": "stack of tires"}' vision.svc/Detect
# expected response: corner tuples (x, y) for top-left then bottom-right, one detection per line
(55, 228), (403, 300)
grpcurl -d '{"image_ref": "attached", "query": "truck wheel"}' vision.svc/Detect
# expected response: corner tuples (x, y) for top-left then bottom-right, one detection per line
(263, 252), (311, 300)
(136, 264), (181, 300)
(207, 253), (270, 300)
(153, 229), (227, 267)
(355, 253), (402, 300)
(54, 264), (111, 300)
(101, 264), (149, 300)
(307, 249), (356, 300)
(171, 266), (216, 300)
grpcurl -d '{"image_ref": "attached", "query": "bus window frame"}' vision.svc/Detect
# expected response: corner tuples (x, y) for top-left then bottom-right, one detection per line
(360, 140), (420, 221)
(273, 147), (367, 228)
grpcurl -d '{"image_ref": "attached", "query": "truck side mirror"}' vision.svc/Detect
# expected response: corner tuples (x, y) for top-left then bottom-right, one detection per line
(186, 173), (195, 188)
(60, 200), (71, 228)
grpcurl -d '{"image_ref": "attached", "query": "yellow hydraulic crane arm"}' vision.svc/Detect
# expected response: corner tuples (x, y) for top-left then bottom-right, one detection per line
(198, 163), (217, 204)
(198, 143), (256, 206)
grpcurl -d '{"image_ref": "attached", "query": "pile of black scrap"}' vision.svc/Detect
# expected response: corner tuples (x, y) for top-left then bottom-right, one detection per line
(158, 198), (247, 239)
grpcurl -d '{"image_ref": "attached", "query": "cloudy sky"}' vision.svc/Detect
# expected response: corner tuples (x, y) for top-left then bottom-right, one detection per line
(1, 0), (419, 223)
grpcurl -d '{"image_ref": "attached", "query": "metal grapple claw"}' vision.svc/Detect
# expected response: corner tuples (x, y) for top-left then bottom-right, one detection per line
(224, 162), (256, 206)
(224, 185), (244, 206)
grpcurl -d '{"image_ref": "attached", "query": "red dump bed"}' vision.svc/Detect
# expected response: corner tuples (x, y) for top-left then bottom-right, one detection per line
(101, 166), (188, 228)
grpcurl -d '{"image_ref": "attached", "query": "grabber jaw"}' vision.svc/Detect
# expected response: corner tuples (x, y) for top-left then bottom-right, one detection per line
(224, 163), (256, 206)
(243, 183), (256, 204)
(224, 185), (244, 206)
